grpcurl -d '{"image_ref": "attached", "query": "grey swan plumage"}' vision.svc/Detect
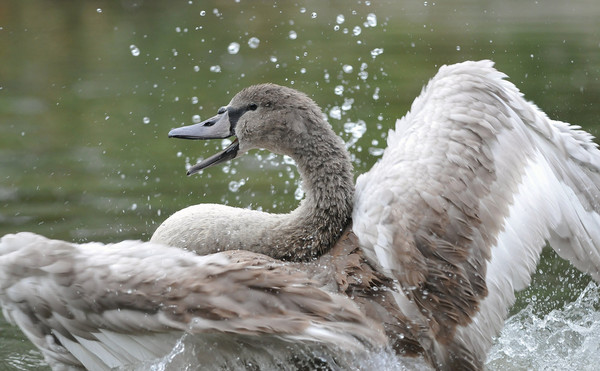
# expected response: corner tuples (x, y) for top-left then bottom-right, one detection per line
(2, 60), (600, 370)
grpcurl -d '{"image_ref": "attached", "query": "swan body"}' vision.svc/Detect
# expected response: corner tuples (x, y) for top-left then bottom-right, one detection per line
(0, 232), (390, 370)
(2, 60), (600, 370)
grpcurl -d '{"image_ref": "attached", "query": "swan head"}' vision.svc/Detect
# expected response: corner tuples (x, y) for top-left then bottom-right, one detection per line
(169, 83), (327, 175)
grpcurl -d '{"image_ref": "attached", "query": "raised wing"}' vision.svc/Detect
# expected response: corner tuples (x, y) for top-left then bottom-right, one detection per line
(353, 60), (600, 369)
(0, 232), (386, 370)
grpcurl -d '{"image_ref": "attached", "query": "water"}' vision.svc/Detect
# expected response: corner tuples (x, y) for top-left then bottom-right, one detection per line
(1, 0), (600, 369)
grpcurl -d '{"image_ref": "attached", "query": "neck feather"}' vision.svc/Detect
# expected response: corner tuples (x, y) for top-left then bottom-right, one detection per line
(151, 115), (354, 262)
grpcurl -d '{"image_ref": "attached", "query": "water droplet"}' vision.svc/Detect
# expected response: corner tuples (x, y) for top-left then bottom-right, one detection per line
(200, 10), (206, 16)
(248, 37), (260, 49)
(344, 120), (367, 140)
(227, 42), (240, 54)
(192, 115), (201, 123)
(131, 203), (138, 211)
(191, 96), (199, 104)
(372, 87), (380, 100)
(311, 12), (317, 19)
(370, 47), (384, 57)
(288, 30), (297, 40)
(193, 65), (200, 72)
(210, 65), (221, 73)
(96, 8), (103, 13)
(142, 117), (150, 124)
(342, 98), (354, 111)
(336, 14), (345, 24)
(334, 85), (344, 96)
(368, 147), (384, 156)
(456, 45), (461, 51)
(366, 13), (377, 27)
(294, 185), (305, 201)
(329, 106), (342, 120)
(228, 179), (246, 192)
(129, 44), (140, 57)
(221, 138), (232, 149)
(282, 155), (296, 165)
(342, 64), (353, 73)
(353, 26), (362, 36)
(269, 56), (278, 63)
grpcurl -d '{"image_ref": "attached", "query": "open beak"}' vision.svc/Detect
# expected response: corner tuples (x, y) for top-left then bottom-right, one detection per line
(168, 110), (240, 175)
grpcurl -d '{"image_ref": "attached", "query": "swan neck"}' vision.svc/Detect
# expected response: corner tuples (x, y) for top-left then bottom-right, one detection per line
(272, 116), (355, 261)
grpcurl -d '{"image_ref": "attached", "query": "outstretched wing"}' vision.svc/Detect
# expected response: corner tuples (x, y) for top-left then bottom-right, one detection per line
(353, 60), (600, 369)
(0, 232), (385, 370)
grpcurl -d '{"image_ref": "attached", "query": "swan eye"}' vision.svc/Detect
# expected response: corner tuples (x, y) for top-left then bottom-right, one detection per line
(247, 103), (258, 111)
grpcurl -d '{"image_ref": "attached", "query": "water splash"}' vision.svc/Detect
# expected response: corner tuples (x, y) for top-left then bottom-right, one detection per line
(329, 106), (342, 120)
(228, 179), (246, 192)
(487, 281), (600, 370)
(129, 45), (140, 57)
(370, 48), (384, 58)
(344, 120), (367, 148)
(365, 13), (377, 27)
(227, 42), (240, 54)
(247, 37), (260, 49)
(124, 335), (430, 371)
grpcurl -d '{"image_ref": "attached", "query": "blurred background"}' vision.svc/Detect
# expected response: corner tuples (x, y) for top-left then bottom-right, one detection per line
(1, 0), (599, 369)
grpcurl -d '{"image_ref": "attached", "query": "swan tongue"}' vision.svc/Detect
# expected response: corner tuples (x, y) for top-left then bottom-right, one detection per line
(187, 139), (239, 176)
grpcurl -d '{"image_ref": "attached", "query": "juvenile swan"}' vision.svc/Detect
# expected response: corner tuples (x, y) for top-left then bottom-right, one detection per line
(2, 60), (600, 371)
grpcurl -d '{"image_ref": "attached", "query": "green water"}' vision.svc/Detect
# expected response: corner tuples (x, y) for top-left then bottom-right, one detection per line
(1, 0), (600, 369)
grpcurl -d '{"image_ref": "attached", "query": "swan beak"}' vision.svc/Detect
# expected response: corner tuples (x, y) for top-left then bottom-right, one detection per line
(168, 111), (233, 140)
(168, 111), (239, 175)
(186, 139), (239, 176)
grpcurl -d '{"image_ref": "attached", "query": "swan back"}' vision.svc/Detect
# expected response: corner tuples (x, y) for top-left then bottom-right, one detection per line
(0, 232), (386, 370)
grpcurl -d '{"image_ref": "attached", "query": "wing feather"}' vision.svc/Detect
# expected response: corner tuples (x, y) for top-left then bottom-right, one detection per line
(353, 60), (600, 369)
(0, 232), (386, 369)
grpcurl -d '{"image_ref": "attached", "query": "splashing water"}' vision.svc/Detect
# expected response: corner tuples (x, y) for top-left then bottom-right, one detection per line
(227, 42), (240, 54)
(486, 281), (600, 370)
(247, 37), (260, 49)
(344, 120), (367, 148)
(122, 334), (431, 371)
(365, 13), (377, 27)
(129, 45), (140, 57)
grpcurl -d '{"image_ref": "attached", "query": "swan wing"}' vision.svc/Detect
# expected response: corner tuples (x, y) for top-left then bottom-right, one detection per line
(0, 232), (385, 370)
(353, 60), (600, 368)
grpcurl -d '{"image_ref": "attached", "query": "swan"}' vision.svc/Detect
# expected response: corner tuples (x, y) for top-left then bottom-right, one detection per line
(2, 60), (600, 370)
